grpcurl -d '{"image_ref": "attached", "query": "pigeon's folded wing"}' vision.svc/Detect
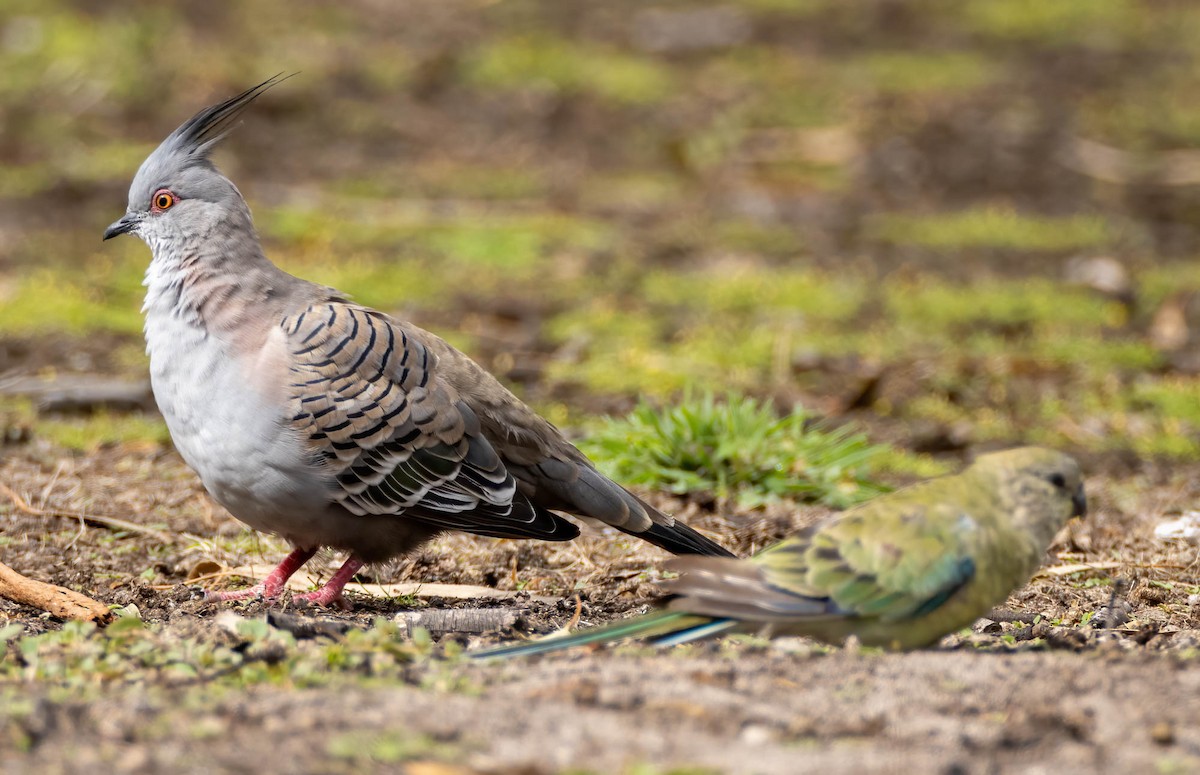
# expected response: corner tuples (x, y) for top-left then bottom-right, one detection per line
(283, 300), (577, 541)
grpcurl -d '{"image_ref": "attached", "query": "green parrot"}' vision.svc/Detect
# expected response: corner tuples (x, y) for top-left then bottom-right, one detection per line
(473, 446), (1086, 656)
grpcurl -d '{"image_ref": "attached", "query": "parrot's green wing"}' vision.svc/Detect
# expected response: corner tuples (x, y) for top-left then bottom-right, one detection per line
(761, 504), (977, 621)
(667, 496), (979, 625)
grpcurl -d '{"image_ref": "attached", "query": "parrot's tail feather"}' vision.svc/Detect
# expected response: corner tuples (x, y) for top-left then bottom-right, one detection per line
(470, 610), (713, 660)
(647, 618), (739, 647)
(664, 556), (835, 620)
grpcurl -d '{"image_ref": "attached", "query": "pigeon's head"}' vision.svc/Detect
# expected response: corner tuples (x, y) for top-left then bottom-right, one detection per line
(972, 446), (1087, 545)
(103, 75), (288, 247)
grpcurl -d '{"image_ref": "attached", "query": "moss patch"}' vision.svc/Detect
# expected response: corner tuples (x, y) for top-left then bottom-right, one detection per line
(465, 36), (675, 105)
(866, 208), (1115, 252)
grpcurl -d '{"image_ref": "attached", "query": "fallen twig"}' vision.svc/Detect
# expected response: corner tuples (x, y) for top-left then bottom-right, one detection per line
(984, 608), (1039, 624)
(394, 607), (521, 636)
(1060, 136), (1200, 186)
(266, 610), (355, 640)
(209, 564), (559, 602)
(565, 594), (583, 631)
(0, 375), (153, 413)
(1035, 561), (1189, 579)
(0, 481), (175, 544)
(1035, 562), (1121, 577)
(0, 560), (112, 624)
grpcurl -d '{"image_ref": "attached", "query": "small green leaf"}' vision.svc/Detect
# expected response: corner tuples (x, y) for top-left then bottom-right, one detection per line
(111, 604), (142, 620)
(0, 623), (24, 643)
(409, 626), (432, 649)
(236, 619), (271, 641)
(107, 614), (146, 634)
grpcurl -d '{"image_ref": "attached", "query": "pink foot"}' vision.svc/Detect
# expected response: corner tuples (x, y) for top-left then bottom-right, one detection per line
(204, 547), (316, 603)
(291, 556), (365, 610)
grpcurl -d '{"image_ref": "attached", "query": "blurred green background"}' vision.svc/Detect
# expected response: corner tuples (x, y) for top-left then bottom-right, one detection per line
(3, 0), (1200, 470)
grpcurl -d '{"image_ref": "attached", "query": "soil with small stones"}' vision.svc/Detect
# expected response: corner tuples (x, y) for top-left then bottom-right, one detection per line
(4, 648), (1200, 775)
(3, 441), (1200, 774)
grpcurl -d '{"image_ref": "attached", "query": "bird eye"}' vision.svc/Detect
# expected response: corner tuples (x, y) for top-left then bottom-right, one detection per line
(152, 189), (176, 211)
(1047, 473), (1066, 489)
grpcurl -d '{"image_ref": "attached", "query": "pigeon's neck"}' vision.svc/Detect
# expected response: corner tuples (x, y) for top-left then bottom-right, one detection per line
(142, 224), (294, 339)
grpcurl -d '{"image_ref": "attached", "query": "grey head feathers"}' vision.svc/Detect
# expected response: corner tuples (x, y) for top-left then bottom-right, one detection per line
(105, 74), (292, 241)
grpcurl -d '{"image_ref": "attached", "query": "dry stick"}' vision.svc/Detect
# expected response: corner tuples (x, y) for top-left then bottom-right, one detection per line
(565, 594), (583, 631)
(0, 481), (175, 544)
(395, 608), (521, 637)
(266, 610), (354, 640)
(0, 560), (112, 624)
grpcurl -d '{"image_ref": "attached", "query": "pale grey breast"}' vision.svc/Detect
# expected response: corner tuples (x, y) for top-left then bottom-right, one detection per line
(142, 263), (335, 538)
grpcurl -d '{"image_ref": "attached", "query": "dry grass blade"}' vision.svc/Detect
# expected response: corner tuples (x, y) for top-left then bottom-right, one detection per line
(1034, 562), (1122, 578)
(0, 481), (176, 545)
(1034, 561), (1190, 579)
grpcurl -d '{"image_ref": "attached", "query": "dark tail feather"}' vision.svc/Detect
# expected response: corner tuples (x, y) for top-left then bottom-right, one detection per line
(636, 519), (736, 558)
(627, 492), (735, 557)
(470, 610), (716, 660)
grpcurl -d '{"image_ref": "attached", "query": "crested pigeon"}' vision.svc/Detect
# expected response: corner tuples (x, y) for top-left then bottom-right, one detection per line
(103, 76), (733, 607)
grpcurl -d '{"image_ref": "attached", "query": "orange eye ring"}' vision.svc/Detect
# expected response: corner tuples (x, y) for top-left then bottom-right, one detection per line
(152, 189), (176, 211)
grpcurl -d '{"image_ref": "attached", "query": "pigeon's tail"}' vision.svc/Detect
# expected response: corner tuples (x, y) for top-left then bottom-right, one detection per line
(507, 455), (734, 557)
(635, 519), (736, 558)
(629, 493), (735, 558)
(470, 610), (737, 660)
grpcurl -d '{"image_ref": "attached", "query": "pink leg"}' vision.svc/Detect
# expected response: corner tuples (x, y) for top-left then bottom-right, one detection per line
(204, 547), (317, 603)
(292, 555), (365, 610)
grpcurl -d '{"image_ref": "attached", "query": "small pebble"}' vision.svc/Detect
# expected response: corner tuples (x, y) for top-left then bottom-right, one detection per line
(1091, 600), (1132, 629)
(1150, 721), (1175, 745)
(1154, 513), (1200, 544)
(740, 724), (775, 745)
(972, 618), (1002, 635)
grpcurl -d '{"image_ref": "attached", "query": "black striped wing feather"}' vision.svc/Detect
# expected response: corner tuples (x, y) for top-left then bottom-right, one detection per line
(282, 301), (577, 541)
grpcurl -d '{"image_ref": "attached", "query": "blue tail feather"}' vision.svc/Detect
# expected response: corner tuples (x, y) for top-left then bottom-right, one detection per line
(470, 610), (713, 660)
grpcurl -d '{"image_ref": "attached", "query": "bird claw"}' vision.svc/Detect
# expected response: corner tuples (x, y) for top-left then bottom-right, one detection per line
(201, 548), (316, 605)
(292, 588), (353, 611)
(202, 581), (284, 604)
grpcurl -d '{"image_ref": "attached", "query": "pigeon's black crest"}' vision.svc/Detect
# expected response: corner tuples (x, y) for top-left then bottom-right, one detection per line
(161, 74), (291, 164)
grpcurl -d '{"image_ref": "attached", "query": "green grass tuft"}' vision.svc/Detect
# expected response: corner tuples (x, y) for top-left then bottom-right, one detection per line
(580, 392), (890, 509)
(0, 615), (438, 694)
(960, 0), (1139, 45)
(326, 730), (459, 765)
(847, 51), (1001, 95)
(0, 251), (146, 335)
(36, 411), (169, 452)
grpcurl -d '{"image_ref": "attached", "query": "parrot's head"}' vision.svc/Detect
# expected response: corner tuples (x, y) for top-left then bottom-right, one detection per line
(970, 446), (1087, 546)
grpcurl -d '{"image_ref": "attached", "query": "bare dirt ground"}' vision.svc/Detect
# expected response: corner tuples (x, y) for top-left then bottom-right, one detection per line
(2, 438), (1200, 774)
(6, 648), (1200, 775)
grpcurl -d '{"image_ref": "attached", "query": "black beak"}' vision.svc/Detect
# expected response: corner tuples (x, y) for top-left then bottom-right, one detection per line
(1071, 486), (1087, 519)
(103, 214), (137, 241)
